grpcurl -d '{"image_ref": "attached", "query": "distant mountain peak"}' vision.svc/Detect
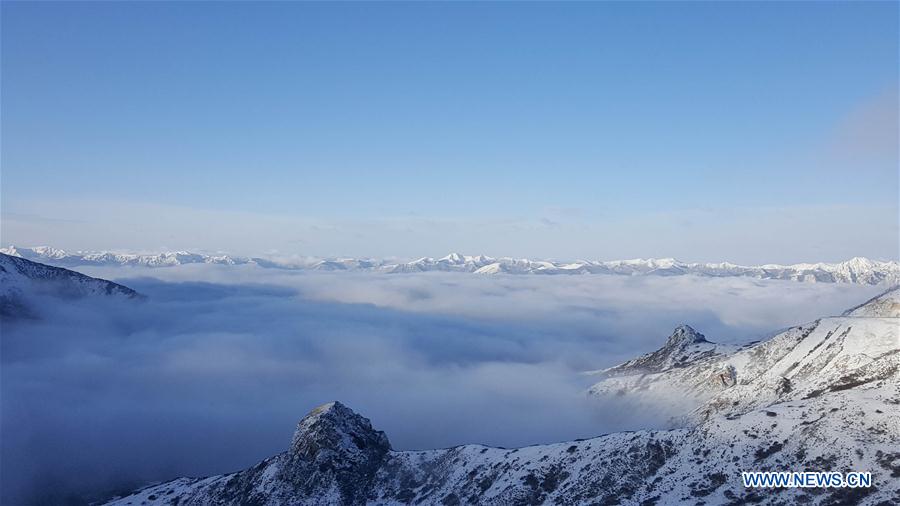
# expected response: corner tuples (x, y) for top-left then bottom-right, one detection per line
(596, 324), (722, 379)
(664, 324), (709, 348)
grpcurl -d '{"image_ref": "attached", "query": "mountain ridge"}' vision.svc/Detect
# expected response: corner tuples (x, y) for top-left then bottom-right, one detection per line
(0, 253), (141, 318)
(104, 288), (900, 505)
(3, 245), (898, 285)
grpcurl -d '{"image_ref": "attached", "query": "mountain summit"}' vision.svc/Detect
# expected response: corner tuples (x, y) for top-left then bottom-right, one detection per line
(282, 402), (391, 504)
(664, 324), (709, 347)
(288, 401), (391, 462)
(596, 324), (724, 380)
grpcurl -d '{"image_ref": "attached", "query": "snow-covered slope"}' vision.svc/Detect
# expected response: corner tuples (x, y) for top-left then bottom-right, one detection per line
(4, 246), (899, 285)
(105, 288), (900, 505)
(589, 286), (900, 421)
(0, 253), (140, 317)
(842, 286), (900, 317)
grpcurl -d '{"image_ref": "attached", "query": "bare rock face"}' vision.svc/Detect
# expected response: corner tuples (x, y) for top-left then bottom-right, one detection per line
(710, 364), (737, 388)
(281, 402), (391, 504)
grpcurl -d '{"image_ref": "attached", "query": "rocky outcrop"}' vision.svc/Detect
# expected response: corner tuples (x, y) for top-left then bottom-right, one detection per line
(281, 402), (391, 504)
(599, 324), (724, 377)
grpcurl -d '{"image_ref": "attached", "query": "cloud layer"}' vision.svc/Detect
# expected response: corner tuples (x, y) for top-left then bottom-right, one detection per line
(0, 266), (883, 504)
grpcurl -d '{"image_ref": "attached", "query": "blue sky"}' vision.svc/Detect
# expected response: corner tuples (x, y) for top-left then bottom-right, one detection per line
(2, 2), (897, 262)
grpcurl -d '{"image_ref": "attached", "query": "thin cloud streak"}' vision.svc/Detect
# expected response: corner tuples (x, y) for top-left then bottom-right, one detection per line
(3, 199), (897, 263)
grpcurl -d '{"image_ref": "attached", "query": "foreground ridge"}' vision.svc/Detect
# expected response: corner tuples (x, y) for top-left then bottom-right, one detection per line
(106, 288), (900, 505)
(4, 245), (899, 285)
(0, 253), (140, 318)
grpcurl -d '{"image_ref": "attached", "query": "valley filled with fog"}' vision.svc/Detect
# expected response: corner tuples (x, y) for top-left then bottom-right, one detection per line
(0, 265), (883, 504)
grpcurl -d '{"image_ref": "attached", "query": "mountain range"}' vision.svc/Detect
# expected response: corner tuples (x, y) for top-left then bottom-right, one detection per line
(104, 286), (900, 505)
(3, 246), (899, 285)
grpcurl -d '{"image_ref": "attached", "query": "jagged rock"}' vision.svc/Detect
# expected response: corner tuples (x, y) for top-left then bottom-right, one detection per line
(775, 376), (792, 395)
(712, 364), (738, 388)
(598, 324), (723, 378)
(281, 402), (391, 504)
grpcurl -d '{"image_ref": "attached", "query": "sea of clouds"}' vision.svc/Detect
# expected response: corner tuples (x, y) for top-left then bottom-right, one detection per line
(0, 265), (883, 505)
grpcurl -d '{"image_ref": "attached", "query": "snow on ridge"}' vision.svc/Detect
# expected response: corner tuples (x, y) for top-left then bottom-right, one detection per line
(2, 245), (898, 285)
(104, 289), (900, 505)
(0, 253), (141, 318)
(841, 285), (900, 317)
(588, 288), (899, 424)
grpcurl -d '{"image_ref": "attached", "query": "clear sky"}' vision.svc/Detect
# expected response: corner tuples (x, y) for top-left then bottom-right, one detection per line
(2, 1), (897, 263)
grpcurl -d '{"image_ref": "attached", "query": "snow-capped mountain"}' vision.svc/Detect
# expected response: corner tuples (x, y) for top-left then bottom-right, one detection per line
(0, 253), (140, 318)
(0, 245), (253, 268)
(105, 287), (900, 505)
(3, 246), (899, 285)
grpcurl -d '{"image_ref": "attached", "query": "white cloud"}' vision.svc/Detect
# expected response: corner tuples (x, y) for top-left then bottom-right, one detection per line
(2, 266), (886, 503)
